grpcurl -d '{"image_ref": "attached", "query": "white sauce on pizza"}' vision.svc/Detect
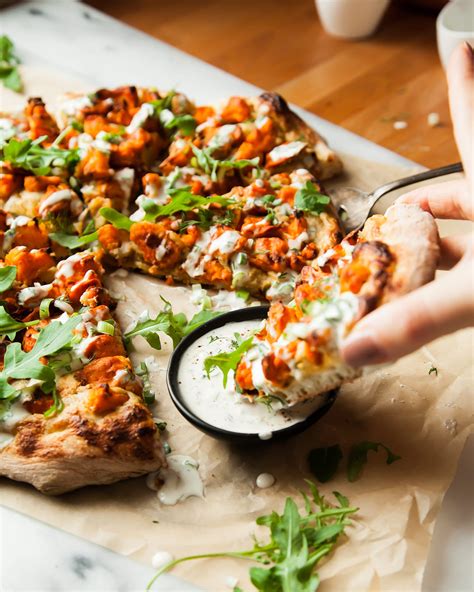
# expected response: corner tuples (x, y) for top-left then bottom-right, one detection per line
(126, 103), (155, 134)
(177, 320), (324, 435)
(209, 230), (241, 255)
(38, 189), (73, 216)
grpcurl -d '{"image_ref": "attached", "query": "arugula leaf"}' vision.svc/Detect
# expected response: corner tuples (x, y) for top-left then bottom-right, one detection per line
(204, 334), (254, 388)
(294, 182), (330, 214)
(191, 145), (261, 182)
(124, 298), (221, 351)
(308, 444), (343, 483)
(99, 207), (134, 231)
(0, 266), (16, 293)
(0, 35), (22, 93)
(50, 230), (99, 249)
(0, 305), (40, 339)
(146, 482), (358, 592)
(347, 441), (401, 482)
(0, 315), (81, 400)
(1, 136), (80, 175)
(141, 187), (234, 222)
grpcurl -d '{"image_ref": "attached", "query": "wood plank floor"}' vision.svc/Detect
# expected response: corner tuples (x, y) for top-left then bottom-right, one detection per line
(87, 0), (460, 167)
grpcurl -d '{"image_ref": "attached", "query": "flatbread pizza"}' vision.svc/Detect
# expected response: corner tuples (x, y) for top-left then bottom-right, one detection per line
(0, 84), (438, 493)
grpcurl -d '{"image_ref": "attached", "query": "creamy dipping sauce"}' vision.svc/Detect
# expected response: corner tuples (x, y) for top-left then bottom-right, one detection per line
(177, 320), (326, 436)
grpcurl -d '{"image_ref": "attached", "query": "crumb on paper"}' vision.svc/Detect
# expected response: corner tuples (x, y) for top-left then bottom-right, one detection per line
(427, 112), (440, 127)
(393, 120), (408, 130)
(444, 419), (457, 435)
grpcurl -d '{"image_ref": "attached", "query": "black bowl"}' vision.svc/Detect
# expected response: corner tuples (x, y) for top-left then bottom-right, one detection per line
(167, 305), (338, 443)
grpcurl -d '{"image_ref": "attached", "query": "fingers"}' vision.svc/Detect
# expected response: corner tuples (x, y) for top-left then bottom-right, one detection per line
(341, 262), (474, 366)
(397, 179), (473, 221)
(447, 43), (474, 188)
(439, 234), (472, 269)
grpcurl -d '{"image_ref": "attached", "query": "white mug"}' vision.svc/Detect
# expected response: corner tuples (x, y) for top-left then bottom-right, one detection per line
(315, 0), (391, 39)
(437, 0), (474, 69)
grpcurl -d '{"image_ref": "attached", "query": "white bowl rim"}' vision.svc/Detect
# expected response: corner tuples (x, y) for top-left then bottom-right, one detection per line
(437, 0), (474, 37)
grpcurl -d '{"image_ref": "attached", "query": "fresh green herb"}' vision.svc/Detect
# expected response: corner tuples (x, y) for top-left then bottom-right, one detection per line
(141, 187), (234, 222)
(146, 482), (358, 592)
(294, 182), (330, 214)
(70, 120), (84, 132)
(204, 333), (254, 388)
(50, 230), (99, 250)
(1, 136), (80, 175)
(308, 444), (343, 483)
(0, 35), (22, 93)
(99, 207), (134, 231)
(124, 297), (221, 351)
(135, 361), (156, 406)
(162, 112), (197, 136)
(347, 441), (401, 482)
(191, 145), (261, 182)
(39, 298), (54, 320)
(208, 334), (220, 344)
(0, 315), (81, 401)
(149, 91), (176, 115)
(235, 290), (250, 302)
(428, 364), (438, 376)
(0, 305), (40, 339)
(97, 320), (115, 336)
(43, 387), (64, 418)
(163, 442), (172, 454)
(0, 266), (16, 293)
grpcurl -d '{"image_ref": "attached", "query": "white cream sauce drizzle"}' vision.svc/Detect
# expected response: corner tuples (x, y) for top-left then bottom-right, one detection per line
(146, 454), (204, 505)
(178, 320), (325, 435)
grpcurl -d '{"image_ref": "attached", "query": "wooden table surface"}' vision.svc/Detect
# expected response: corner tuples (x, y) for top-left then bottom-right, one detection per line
(87, 0), (460, 168)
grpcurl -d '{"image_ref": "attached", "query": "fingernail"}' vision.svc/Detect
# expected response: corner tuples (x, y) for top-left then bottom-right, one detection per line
(341, 332), (386, 367)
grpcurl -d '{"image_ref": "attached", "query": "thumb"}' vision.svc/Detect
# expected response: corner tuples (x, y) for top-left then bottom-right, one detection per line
(341, 262), (474, 366)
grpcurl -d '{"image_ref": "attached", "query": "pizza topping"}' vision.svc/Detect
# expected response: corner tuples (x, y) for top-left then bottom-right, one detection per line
(18, 282), (52, 307)
(126, 103), (155, 134)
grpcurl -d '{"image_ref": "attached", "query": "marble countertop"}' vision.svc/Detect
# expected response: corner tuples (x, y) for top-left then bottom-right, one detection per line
(0, 1), (472, 591)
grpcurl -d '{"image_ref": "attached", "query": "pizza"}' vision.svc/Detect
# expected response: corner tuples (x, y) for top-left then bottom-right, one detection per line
(0, 86), (343, 493)
(233, 204), (440, 406)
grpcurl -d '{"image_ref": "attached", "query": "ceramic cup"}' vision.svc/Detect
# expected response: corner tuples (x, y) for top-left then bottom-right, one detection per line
(437, 0), (474, 69)
(315, 0), (391, 39)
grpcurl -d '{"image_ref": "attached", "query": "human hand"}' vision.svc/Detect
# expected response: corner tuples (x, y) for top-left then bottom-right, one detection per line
(341, 42), (474, 367)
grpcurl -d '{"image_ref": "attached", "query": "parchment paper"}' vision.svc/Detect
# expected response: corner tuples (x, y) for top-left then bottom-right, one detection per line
(0, 67), (473, 592)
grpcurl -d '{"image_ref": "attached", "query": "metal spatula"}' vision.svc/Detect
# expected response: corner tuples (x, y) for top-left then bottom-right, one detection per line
(329, 162), (463, 234)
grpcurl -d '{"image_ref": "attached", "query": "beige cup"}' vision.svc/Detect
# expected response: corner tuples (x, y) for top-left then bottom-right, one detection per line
(315, 0), (391, 39)
(437, 0), (474, 69)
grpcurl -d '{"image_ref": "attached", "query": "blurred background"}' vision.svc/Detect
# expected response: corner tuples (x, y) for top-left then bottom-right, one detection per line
(85, 0), (460, 168)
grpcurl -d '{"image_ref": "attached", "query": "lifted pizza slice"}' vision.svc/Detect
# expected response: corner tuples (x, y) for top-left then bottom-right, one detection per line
(233, 204), (440, 406)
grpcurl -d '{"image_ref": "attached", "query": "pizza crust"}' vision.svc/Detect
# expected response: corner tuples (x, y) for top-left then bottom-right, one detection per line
(0, 388), (165, 494)
(360, 203), (440, 301)
(255, 92), (343, 180)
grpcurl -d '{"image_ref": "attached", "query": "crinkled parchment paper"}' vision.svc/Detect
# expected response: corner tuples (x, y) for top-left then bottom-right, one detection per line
(0, 67), (473, 592)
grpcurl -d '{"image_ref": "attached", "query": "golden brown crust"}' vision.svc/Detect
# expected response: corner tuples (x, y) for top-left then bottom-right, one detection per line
(255, 92), (343, 180)
(360, 203), (440, 300)
(0, 388), (164, 494)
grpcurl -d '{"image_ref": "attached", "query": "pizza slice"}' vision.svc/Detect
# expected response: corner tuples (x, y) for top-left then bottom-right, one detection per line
(0, 250), (164, 494)
(232, 204), (440, 406)
(97, 171), (342, 299)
